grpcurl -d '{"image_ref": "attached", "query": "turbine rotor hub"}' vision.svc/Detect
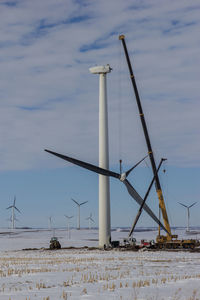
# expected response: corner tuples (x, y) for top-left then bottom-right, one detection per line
(120, 173), (126, 182)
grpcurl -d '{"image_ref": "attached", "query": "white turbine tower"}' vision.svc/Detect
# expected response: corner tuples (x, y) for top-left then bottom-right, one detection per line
(86, 213), (95, 229)
(71, 198), (88, 230)
(89, 64), (112, 248)
(48, 216), (56, 237)
(7, 215), (18, 228)
(48, 216), (53, 229)
(179, 202), (197, 232)
(6, 196), (21, 229)
(64, 215), (73, 239)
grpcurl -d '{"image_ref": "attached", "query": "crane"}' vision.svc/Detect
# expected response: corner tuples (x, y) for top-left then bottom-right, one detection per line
(119, 34), (177, 243)
(119, 35), (200, 249)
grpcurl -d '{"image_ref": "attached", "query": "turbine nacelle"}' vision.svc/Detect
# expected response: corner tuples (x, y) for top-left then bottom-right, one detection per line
(89, 64), (112, 74)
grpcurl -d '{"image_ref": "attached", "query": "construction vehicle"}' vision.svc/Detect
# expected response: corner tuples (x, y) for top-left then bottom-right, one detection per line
(119, 35), (199, 249)
(49, 237), (61, 249)
(123, 237), (137, 247)
(139, 239), (156, 249)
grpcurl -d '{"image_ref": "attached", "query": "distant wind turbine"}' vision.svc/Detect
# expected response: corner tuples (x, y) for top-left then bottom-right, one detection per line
(71, 198), (88, 230)
(179, 202), (197, 232)
(7, 215), (19, 229)
(6, 215), (12, 228)
(64, 215), (73, 239)
(86, 213), (95, 229)
(48, 216), (53, 230)
(6, 196), (21, 229)
(48, 216), (56, 237)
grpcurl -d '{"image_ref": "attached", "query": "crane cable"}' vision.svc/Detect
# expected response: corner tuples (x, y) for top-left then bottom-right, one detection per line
(117, 40), (123, 173)
(117, 40), (152, 178)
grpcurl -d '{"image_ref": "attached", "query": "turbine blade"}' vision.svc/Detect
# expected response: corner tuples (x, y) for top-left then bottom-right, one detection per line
(13, 196), (16, 206)
(71, 198), (80, 206)
(178, 202), (188, 208)
(91, 218), (95, 223)
(45, 149), (120, 179)
(129, 157), (165, 235)
(125, 155), (148, 177)
(189, 202), (197, 208)
(6, 206), (12, 210)
(123, 179), (169, 235)
(65, 215), (74, 219)
(15, 207), (21, 213)
(80, 201), (88, 206)
(129, 210), (142, 236)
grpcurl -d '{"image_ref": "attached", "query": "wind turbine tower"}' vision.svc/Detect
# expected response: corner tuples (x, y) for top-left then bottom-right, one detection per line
(64, 215), (73, 239)
(48, 216), (53, 229)
(179, 202), (197, 232)
(6, 196), (21, 229)
(71, 198), (88, 230)
(89, 64), (112, 248)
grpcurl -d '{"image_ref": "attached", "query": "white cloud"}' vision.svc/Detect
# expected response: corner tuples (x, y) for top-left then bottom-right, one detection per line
(0, 0), (199, 171)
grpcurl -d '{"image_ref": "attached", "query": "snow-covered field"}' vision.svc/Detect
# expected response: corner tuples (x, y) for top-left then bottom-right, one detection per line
(0, 228), (200, 300)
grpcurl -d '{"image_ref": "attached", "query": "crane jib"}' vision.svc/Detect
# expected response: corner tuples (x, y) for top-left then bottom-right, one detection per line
(119, 35), (171, 237)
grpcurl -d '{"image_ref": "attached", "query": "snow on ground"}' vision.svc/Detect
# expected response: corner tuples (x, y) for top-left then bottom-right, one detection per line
(0, 228), (200, 300)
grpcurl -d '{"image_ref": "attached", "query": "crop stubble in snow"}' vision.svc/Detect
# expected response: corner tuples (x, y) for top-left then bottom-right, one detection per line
(0, 249), (200, 299)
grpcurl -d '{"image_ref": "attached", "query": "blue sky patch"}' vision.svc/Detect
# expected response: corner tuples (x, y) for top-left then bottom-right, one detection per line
(0, 41), (16, 48)
(38, 19), (58, 30)
(73, 0), (90, 7)
(18, 106), (41, 111)
(163, 21), (196, 35)
(80, 31), (114, 53)
(21, 14), (91, 46)
(80, 40), (107, 52)
(1, 1), (18, 7)
(67, 15), (91, 24)
(38, 15), (91, 31)
(128, 2), (152, 11)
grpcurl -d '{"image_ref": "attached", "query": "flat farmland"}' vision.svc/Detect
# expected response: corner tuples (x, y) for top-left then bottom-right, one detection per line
(0, 228), (200, 299)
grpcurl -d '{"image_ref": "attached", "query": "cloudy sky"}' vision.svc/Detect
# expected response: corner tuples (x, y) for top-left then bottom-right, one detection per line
(0, 0), (200, 229)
